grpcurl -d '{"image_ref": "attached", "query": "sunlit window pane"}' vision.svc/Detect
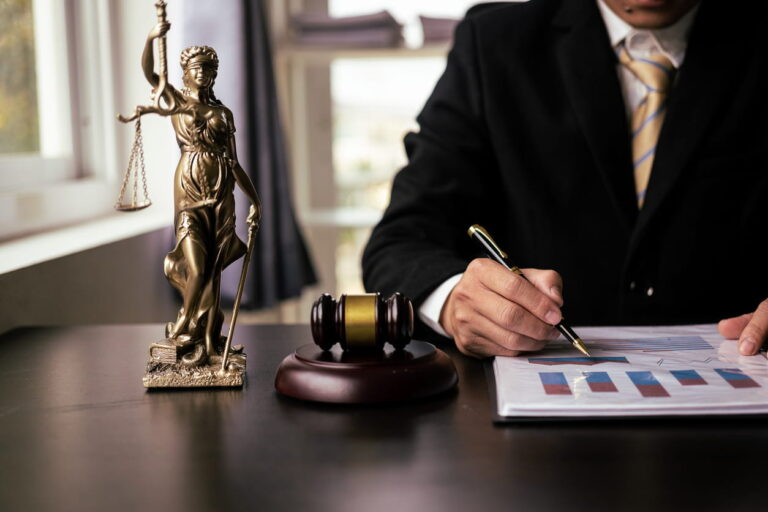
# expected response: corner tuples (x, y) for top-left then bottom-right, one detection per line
(331, 57), (445, 211)
(327, 1), (484, 293)
(331, 57), (446, 294)
(337, 227), (371, 294)
(0, 0), (40, 154)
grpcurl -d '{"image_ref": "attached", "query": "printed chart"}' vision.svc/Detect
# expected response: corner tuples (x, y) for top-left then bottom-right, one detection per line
(492, 324), (768, 418)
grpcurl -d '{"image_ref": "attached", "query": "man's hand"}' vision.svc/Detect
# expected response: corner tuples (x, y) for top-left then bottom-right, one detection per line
(440, 258), (563, 358)
(718, 299), (768, 356)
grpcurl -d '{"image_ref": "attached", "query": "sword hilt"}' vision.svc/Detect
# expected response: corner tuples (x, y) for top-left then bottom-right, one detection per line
(151, 0), (176, 115)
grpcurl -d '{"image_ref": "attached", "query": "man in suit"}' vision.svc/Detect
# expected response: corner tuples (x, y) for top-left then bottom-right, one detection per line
(362, 0), (768, 358)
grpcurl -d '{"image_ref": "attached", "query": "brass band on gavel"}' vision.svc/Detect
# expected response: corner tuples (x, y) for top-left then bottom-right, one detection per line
(311, 293), (414, 352)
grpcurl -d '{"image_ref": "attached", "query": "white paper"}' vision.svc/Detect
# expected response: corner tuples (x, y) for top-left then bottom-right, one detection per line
(493, 324), (768, 418)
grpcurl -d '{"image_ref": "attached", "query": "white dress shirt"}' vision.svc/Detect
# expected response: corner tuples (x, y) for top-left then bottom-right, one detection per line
(597, 0), (698, 117)
(418, 1), (699, 338)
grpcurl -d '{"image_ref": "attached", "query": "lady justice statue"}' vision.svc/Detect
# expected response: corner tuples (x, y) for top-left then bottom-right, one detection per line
(119, 1), (260, 387)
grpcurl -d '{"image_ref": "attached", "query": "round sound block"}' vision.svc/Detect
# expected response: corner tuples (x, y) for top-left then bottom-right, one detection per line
(275, 340), (458, 404)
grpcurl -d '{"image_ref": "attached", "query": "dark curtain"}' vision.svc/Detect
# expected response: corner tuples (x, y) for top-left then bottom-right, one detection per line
(182, 0), (317, 309)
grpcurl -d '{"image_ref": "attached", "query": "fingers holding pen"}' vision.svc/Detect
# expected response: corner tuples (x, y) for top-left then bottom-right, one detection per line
(440, 259), (562, 358)
(452, 314), (549, 358)
(523, 268), (564, 308)
(471, 259), (564, 326)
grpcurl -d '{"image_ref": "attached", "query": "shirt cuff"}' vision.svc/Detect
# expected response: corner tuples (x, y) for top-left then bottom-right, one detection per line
(418, 273), (463, 338)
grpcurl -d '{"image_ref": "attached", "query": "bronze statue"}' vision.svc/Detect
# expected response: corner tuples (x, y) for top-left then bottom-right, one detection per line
(119, 1), (260, 387)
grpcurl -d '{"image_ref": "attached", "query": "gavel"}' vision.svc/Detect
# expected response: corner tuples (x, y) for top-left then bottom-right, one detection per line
(310, 293), (414, 352)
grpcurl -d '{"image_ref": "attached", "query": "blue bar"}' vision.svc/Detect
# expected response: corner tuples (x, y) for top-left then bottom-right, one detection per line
(627, 371), (660, 386)
(670, 370), (701, 381)
(670, 369), (707, 386)
(527, 356), (628, 365)
(539, 372), (568, 386)
(584, 371), (611, 383)
(715, 368), (751, 381)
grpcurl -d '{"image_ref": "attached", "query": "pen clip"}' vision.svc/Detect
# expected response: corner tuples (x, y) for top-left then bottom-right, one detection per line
(467, 224), (509, 260)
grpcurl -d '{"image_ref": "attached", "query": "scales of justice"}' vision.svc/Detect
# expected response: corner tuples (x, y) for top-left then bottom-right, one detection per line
(117, 1), (260, 388)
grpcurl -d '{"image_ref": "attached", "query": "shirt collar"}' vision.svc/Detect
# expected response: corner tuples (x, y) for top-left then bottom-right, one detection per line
(596, 0), (700, 68)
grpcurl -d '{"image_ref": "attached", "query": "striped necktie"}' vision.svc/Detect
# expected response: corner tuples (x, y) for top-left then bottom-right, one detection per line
(618, 44), (675, 208)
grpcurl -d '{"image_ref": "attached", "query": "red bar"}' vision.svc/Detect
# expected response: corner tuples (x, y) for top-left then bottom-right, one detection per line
(678, 378), (707, 386)
(588, 381), (618, 392)
(635, 384), (670, 397)
(543, 384), (571, 395)
(728, 379), (760, 389)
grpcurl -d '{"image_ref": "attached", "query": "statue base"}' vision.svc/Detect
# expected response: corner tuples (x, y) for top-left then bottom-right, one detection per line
(143, 338), (246, 388)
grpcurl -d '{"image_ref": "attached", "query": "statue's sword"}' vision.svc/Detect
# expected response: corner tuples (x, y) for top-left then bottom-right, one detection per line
(118, 0), (177, 122)
(219, 222), (257, 374)
(151, 0), (176, 114)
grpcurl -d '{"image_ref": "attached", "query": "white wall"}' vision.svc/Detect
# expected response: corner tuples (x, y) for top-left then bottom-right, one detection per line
(0, 228), (178, 333)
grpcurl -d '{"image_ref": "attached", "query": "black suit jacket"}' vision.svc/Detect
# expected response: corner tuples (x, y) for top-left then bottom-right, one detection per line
(362, 0), (768, 341)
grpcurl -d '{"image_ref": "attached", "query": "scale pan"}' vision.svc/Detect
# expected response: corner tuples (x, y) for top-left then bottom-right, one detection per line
(115, 201), (152, 212)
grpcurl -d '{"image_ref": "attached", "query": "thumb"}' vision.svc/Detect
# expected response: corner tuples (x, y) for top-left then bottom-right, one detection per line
(736, 300), (768, 356)
(521, 268), (564, 307)
(718, 313), (752, 340)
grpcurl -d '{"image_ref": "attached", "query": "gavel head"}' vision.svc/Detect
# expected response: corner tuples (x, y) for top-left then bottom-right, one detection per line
(310, 293), (414, 352)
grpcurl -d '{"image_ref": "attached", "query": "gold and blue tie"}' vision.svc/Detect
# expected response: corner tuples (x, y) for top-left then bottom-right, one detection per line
(618, 44), (675, 208)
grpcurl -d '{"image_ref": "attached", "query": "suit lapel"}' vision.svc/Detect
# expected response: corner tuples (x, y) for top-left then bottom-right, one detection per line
(634, 3), (749, 236)
(553, 0), (637, 232)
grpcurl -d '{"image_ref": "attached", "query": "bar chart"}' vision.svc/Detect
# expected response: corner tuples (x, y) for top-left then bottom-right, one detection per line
(535, 368), (763, 397)
(494, 325), (768, 418)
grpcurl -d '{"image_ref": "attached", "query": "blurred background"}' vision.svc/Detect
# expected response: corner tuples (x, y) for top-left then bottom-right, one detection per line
(0, 0), (508, 333)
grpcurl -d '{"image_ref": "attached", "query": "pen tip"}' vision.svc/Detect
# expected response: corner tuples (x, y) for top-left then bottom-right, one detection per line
(574, 339), (591, 357)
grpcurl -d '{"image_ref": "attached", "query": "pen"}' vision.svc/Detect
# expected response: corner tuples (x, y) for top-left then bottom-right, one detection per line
(467, 224), (591, 357)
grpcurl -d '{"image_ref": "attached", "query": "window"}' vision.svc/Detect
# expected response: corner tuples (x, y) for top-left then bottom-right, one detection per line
(329, 1), (483, 293)
(0, 0), (119, 240)
(331, 57), (447, 292)
(0, 0), (75, 187)
(0, 0), (40, 156)
(273, 0), (486, 297)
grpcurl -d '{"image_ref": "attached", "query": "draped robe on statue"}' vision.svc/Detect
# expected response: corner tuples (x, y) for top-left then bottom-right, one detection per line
(163, 89), (247, 343)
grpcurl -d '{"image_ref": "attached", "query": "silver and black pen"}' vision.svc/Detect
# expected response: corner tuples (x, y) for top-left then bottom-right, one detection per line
(467, 224), (591, 357)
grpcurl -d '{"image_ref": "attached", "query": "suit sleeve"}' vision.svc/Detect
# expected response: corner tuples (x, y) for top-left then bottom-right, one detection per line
(362, 15), (503, 340)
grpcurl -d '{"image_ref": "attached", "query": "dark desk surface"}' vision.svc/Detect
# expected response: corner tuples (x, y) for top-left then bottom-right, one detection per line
(0, 324), (764, 511)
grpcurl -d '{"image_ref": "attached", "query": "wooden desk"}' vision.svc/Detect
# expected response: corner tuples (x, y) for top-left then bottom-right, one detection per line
(0, 324), (764, 511)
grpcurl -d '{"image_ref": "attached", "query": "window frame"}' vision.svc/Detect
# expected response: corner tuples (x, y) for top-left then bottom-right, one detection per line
(0, 0), (120, 241)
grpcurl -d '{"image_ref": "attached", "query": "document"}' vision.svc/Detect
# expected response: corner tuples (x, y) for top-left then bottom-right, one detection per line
(492, 324), (768, 419)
